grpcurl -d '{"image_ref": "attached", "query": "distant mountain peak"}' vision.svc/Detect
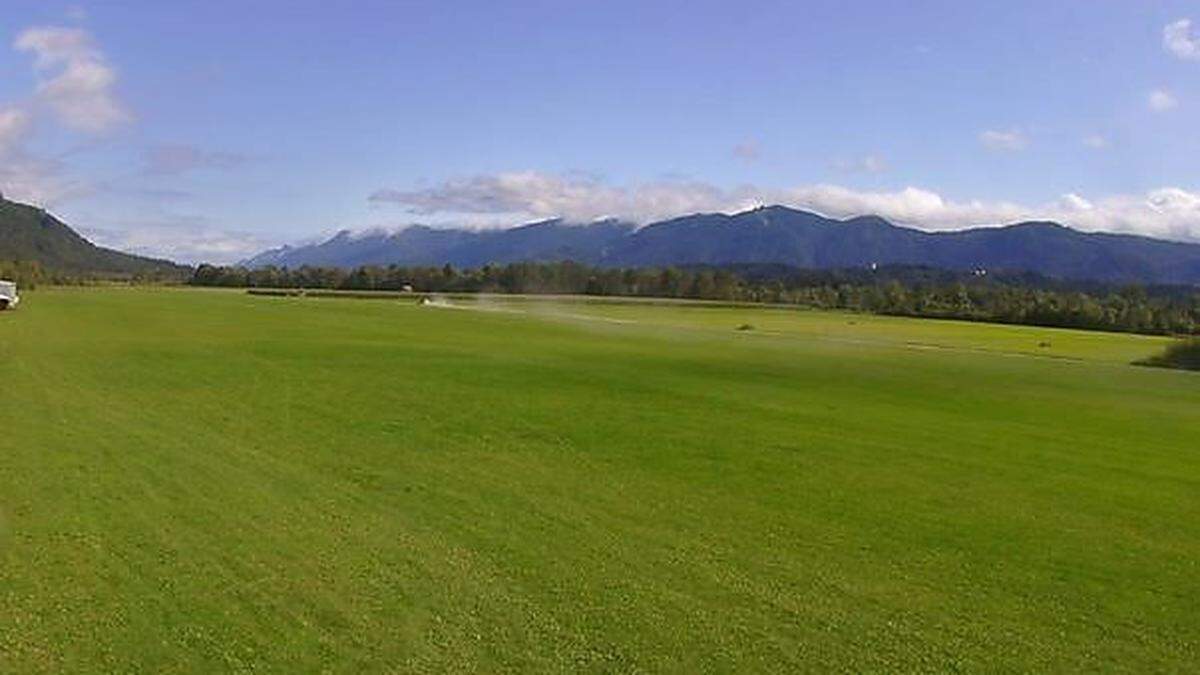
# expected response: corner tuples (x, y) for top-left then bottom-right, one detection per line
(843, 214), (894, 228)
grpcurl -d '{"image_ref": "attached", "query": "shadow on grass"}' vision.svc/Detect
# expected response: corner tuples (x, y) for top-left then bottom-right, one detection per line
(1134, 339), (1200, 371)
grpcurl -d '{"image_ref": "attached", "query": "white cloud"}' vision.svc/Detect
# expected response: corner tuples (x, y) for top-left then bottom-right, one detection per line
(0, 25), (132, 204)
(979, 129), (1027, 152)
(0, 105), (90, 205)
(14, 26), (130, 133)
(1164, 19), (1200, 60)
(1058, 188), (1200, 242)
(782, 184), (1030, 229)
(1148, 88), (1178, 112)
(371, 172), (760, 224)
(0, 107), (31, 157)
(82, 219), (274, 265)
(774, 186), (1200, 241)
(785, 185), (1200, 241)
(369, 171), (1200, 242)
(0, 155), (92, 206)
(1082, 134), (1109, 149)
(1058, 193), (1093, 211)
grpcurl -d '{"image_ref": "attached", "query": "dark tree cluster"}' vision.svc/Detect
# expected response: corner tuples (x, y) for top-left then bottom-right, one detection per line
(0, 260), (46, 288)
(1136, 339), (1200, 371)
(190, 261), (1200, 336)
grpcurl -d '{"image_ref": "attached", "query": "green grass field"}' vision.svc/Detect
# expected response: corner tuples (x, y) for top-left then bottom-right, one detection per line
(2, 287), (1198, 672)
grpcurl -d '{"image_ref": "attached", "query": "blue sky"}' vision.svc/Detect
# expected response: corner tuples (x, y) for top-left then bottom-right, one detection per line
(3, 1), (1200, 262)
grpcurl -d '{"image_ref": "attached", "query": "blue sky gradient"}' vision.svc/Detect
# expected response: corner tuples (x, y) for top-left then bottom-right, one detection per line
(3, 1), (1200, 261)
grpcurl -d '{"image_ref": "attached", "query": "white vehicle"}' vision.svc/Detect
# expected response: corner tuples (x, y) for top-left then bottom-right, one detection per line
(0, 280), (19, 311)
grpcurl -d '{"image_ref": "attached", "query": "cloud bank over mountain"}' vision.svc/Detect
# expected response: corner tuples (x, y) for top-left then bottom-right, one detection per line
(371, 172), (1200, 243)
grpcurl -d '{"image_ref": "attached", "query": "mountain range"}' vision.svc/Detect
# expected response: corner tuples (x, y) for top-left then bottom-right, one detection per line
(243, 206), (1200, 285)
(0, 196), (186, 278)
(5, 193), (1200, 285)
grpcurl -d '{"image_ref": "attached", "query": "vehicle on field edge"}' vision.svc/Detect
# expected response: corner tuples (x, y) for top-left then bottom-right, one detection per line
(0, 280), (20, 311)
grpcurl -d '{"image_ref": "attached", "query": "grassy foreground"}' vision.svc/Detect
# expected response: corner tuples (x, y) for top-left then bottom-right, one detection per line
(1, 287), (1198, 672)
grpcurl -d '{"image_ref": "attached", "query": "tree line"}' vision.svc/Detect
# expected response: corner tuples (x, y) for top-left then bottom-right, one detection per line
(190, 261), (1200, 336)
(0, 260), (183, 288)
(0, 260), (48, 288)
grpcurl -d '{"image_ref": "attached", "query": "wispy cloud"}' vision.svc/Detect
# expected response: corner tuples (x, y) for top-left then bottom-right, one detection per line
(82, 218), (274, 265)
(1082, 134), (1109, 149)
(369, 171), (1200, 242)
(14, 26), (130, 133)
(1, 25), (129, 205)
(979, 129), (1027, 152)
(0, 107), (31, 157)
(1148, 88), (1178, 112)
(142, 144), (252, 176)
(0, 105), (92, 205)
(1164, 18), (1200, 61)
(0, 155), (92, 205)
(0, 24), (262, 264)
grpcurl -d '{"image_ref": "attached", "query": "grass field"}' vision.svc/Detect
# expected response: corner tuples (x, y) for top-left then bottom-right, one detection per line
(2, 287), (1198, 672)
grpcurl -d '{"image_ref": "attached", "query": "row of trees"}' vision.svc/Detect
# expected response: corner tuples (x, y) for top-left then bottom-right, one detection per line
(0, 260), (182, 288)
(0, 260), (48, 288)
(190, 261), (1200, 336)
